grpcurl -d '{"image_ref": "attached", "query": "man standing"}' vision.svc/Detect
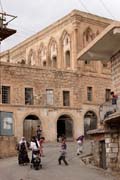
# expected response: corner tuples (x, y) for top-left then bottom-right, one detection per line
(111, 91), (118, 112)
(58, 137), (69, 166)
(36, 125), (42, 140)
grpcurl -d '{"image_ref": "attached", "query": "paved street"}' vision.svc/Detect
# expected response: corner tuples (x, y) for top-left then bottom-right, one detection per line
(0, 142), (118, 180)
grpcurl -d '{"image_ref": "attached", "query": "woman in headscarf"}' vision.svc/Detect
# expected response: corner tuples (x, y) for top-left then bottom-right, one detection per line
(17, 137), (30, 165)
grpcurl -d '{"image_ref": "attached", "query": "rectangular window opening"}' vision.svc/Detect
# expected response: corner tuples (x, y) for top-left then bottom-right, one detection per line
(105, 89), (111, 102)
(63, 91), (70, 106)
(2, 86), (10, 104)
(46, 89), (53, 105)
(25, 88), (33, 105)
(87, 87), (92, 101)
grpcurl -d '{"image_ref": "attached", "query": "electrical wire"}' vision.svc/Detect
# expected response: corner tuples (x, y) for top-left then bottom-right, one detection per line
(77, 0), (91, 13)
(100, 0), (116, 20)
(0, 0), (3, 13)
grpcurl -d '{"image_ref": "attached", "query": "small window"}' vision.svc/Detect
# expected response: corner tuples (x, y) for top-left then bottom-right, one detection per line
(2, 86), (10, 104)
(52, 56), (57, 68)
(63, 91), (70, 106)
(102, 62), (108, 68)
(25, 88), (33, 105)
(43, 61), (46, 67)
(105, 89), (111, 102)
(84, 60), (90, 65)
(46, 89), (53, 105)
(87, 87), (92, 101)
(65, 51), (70, 68)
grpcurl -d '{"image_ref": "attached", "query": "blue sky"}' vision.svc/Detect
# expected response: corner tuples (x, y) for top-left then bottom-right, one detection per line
(1, 0), (120, 51)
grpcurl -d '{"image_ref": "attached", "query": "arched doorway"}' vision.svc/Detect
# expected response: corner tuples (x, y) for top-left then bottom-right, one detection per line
(23, 115), (40, 141)
(84, 111), (97, 139)
(57, 115), (73, 141)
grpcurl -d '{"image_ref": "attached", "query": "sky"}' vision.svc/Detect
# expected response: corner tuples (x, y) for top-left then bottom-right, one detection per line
(1, 0), (120, 52)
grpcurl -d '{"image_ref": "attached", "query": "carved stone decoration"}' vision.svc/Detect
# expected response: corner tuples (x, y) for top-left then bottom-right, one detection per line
(48, 37), (58, 68)
(28, 48), (35, 65)
(60, 30), (71, 69)
(38, 43), (47, 67)
(83, 27), (95, 47)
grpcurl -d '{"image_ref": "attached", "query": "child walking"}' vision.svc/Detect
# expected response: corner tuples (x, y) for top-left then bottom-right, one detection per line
(58, 138), (68, 166)
(76, 135), (84, 155)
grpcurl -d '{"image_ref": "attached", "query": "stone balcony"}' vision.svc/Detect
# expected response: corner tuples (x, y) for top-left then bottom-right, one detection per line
(99, 97), (120, 123)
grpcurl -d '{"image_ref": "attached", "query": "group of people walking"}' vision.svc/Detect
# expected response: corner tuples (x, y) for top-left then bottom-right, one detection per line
(17, 125), (45, 167)
(17, 126), (84, 168)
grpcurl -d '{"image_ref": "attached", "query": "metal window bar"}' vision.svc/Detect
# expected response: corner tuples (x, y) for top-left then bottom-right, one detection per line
(87, 87), (92, 101)
(2, 86), (10, 104)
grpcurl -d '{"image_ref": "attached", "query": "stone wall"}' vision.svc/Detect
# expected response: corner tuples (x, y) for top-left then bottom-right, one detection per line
(0, 136), (17, 158)
(105, 132), (120, 171)
(112, 52), (120, 96)
(0, 62), (111, 141)
(0, 10), (112, 143)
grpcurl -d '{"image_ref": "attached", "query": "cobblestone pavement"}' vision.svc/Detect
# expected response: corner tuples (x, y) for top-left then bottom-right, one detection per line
(0, 142), (119, 180)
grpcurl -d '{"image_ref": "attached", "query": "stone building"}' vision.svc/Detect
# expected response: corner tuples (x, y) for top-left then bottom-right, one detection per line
(0, 12), (17, 158)
(78, 22), (120, 171)
(0, 10), (112, 145)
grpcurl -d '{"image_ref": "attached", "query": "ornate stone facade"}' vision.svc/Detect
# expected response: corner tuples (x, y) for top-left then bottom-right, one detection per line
(0, 10), (112, 142)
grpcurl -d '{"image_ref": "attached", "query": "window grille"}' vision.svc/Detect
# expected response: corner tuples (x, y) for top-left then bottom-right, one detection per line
(87, 87), (92, 101)
(2, 86), (10, 104)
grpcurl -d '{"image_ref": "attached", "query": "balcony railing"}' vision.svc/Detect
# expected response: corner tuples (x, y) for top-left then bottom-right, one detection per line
(99, 97), (120, 122)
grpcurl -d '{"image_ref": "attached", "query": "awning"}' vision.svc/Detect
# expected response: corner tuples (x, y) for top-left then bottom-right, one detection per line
(87, 128), (118, 135)
(0, 27), (16, 41)
(77, 22), (120, 61)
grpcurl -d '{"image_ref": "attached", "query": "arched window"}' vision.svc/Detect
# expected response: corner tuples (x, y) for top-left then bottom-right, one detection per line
(48, 38), (58, 68)
(65, 50), (70, 68)
(83, 27), (95, 47)
(61, 30), (71, 69)
(38, 43), (47, 67)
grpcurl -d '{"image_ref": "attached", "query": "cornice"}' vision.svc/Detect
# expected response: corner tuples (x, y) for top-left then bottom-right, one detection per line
(1, 9), (113, 56)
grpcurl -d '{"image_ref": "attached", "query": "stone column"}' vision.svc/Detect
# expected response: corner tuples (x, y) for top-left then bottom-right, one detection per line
(71, 26), (78, 70)
(58, 40), (63, 69)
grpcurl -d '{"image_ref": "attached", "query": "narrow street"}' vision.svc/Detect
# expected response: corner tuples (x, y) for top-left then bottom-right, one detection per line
(0, 142), (117, 180)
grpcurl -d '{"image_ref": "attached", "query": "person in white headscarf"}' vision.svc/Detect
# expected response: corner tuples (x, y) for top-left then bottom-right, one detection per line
(17, 137), (30, 165)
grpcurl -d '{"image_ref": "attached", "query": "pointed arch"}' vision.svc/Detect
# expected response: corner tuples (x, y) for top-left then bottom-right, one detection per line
(48, 37), (58, 68)
(60, 30), (70, 44)
(38, 42), (47, 67)
(60, 30), (71, 69)
(83, 27), (95, 47)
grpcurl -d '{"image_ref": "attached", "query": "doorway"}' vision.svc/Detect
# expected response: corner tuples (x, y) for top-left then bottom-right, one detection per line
(23, 115), (40, 141)
(99, 140), (107, 169)
(84, 111), (97, 139)
(57, 115), (73, 141)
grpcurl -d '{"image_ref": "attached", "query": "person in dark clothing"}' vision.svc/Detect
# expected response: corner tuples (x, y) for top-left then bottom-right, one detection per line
(18, 137), (30, 165)
(36, 125), (42, 141)
(58, 138), (68, 166)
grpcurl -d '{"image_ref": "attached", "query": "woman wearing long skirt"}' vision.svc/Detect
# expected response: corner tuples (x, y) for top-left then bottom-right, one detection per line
(18, 137), (30, 165)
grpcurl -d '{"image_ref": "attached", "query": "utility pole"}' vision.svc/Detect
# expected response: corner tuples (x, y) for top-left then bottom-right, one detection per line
(0, 12), (17, 95)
